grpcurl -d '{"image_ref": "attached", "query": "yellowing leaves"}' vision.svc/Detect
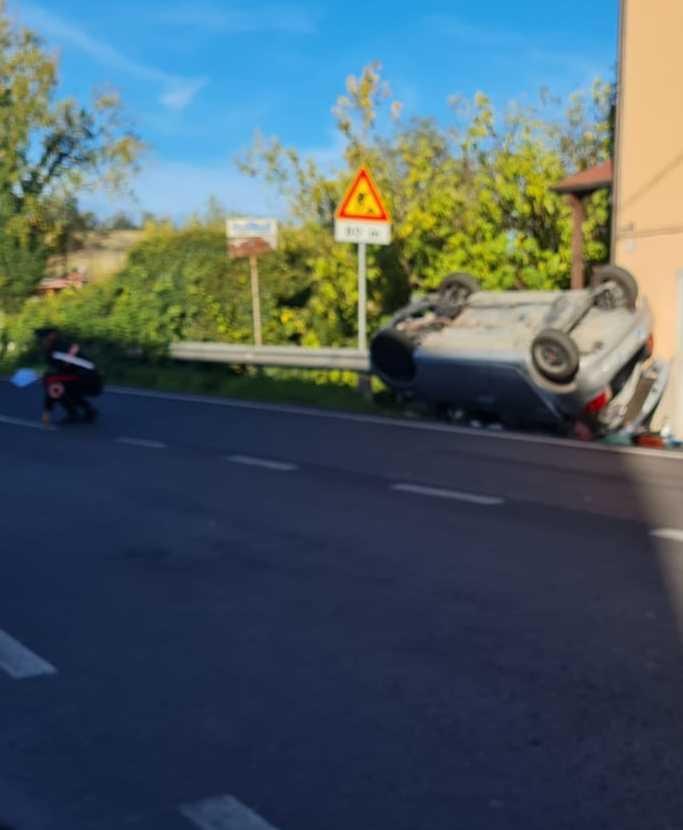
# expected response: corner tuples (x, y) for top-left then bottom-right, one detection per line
(1, 50), (614, 359)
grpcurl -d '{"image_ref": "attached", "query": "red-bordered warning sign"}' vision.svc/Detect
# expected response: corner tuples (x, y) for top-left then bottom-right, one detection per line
(336, 166), (391, 223)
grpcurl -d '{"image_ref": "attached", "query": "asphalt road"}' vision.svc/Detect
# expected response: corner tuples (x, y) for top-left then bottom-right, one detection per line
(2, 381), (683, 830)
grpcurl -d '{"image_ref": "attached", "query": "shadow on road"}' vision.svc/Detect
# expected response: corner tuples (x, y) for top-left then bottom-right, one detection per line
(0, 381), (683, 830)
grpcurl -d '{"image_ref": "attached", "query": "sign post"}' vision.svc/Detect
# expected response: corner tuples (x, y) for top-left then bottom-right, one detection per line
(226, 218), (278, 347)
(358, 242), (367, 351)
(249, 254), (263, 346)
(334, 166), (392, 351)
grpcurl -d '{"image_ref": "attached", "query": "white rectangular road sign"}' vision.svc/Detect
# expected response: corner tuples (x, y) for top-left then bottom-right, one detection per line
(226, 218), (278, 252)
(226, 217), (278, 242)
(334, 219), (391, 245)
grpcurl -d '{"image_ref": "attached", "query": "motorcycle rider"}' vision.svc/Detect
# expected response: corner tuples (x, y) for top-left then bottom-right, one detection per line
(36, 327), (102, 425)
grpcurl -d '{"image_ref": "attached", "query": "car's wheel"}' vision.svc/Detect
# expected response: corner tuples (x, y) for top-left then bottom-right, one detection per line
(531, 328), (580, 384)
(592, 265), (639, 311)
(437, 273), (481, 306)
(370, 329), (417, 383)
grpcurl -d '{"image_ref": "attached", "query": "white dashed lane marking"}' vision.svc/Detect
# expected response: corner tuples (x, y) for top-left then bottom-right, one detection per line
(392, 483), (505, 506)
(180, 795), (280, 829)
(116, 436), (167, 449)
(651, 528), (683, 543)
(227, 455), (298, 472)
(0, 414), (55, 431)
(0, 629), (57, 679)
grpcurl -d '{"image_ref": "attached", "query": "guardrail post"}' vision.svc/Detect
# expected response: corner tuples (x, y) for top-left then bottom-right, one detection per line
(357, 373), (373, 400)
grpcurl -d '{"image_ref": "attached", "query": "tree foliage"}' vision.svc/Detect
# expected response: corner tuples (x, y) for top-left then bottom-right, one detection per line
(4, 223), (315, 363)
(0, 1), (143, 307)
(239, 63), (614, 344)
(1, 55), (614, 362)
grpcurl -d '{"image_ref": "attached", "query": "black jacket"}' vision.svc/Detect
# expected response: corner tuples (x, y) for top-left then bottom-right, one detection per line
(45, 340), (97, 376)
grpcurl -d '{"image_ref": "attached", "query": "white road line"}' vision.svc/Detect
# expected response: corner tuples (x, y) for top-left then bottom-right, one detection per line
(227, 454), (298, 472)
(0, 414), (55, 431)
(651, 528), (683, 543)
(180, 795), (279, 830)
(116, 437), (167, 449)
(108, 385), (679, 460)
(392, 482), (505, 506)
(0, 630), (57, 680)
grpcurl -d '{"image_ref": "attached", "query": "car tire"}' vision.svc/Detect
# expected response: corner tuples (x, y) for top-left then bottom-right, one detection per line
(592, 265), (639, 310)
(531, 328), (580, 384)
(370, 329), (417, 383)
(437, 273), (481, 306)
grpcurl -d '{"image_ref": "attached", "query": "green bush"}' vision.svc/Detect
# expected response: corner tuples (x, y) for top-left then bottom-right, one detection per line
(0, 223), (318, 365)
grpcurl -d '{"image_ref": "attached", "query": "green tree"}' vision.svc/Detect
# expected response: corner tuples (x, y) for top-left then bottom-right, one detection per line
(102, 211), (139, 231)
(41, 195), (97, 264)
(2, 221), (317, 362)
(0, 1), (143, 308)
(239, 63), (614, 345)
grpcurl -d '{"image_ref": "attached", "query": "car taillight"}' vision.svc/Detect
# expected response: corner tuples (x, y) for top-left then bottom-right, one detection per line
(584, 388), (612, 415)
(636, 433), (665, 449)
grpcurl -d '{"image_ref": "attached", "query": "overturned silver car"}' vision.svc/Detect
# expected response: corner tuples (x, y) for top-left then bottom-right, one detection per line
(371, 267), (665, 437)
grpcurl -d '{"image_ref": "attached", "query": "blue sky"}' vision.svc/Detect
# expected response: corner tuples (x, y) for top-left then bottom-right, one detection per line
(10, 1), (619, 219)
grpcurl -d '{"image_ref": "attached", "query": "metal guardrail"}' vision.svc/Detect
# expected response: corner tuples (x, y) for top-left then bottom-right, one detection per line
(170, 342), (371, 372)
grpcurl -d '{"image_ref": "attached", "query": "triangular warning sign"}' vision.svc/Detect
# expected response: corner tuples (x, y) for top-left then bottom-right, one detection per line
(336, 166), (391, 223)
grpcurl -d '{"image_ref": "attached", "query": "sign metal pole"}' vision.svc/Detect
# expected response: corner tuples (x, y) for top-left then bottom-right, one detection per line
(358, 242), (367, 351)
(249, 254), (263, 347)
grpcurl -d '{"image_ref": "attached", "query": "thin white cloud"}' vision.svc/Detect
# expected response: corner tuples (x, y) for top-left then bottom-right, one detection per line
(159, 78), (209, 112)
(84, 158), (285, 221)
(86, 131), (350, 221)
(425, 14), (603, 78)
(139, 97), (275, 140)
(160, 3), (319, 35)
(425, 15), (526, 49)
(15, 3), (208, 111)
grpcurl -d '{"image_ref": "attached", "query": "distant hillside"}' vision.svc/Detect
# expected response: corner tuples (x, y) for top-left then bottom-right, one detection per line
(46, 230), (144, 282)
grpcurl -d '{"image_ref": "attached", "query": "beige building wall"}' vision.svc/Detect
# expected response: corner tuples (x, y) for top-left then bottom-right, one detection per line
(614, 0), (683, 358)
